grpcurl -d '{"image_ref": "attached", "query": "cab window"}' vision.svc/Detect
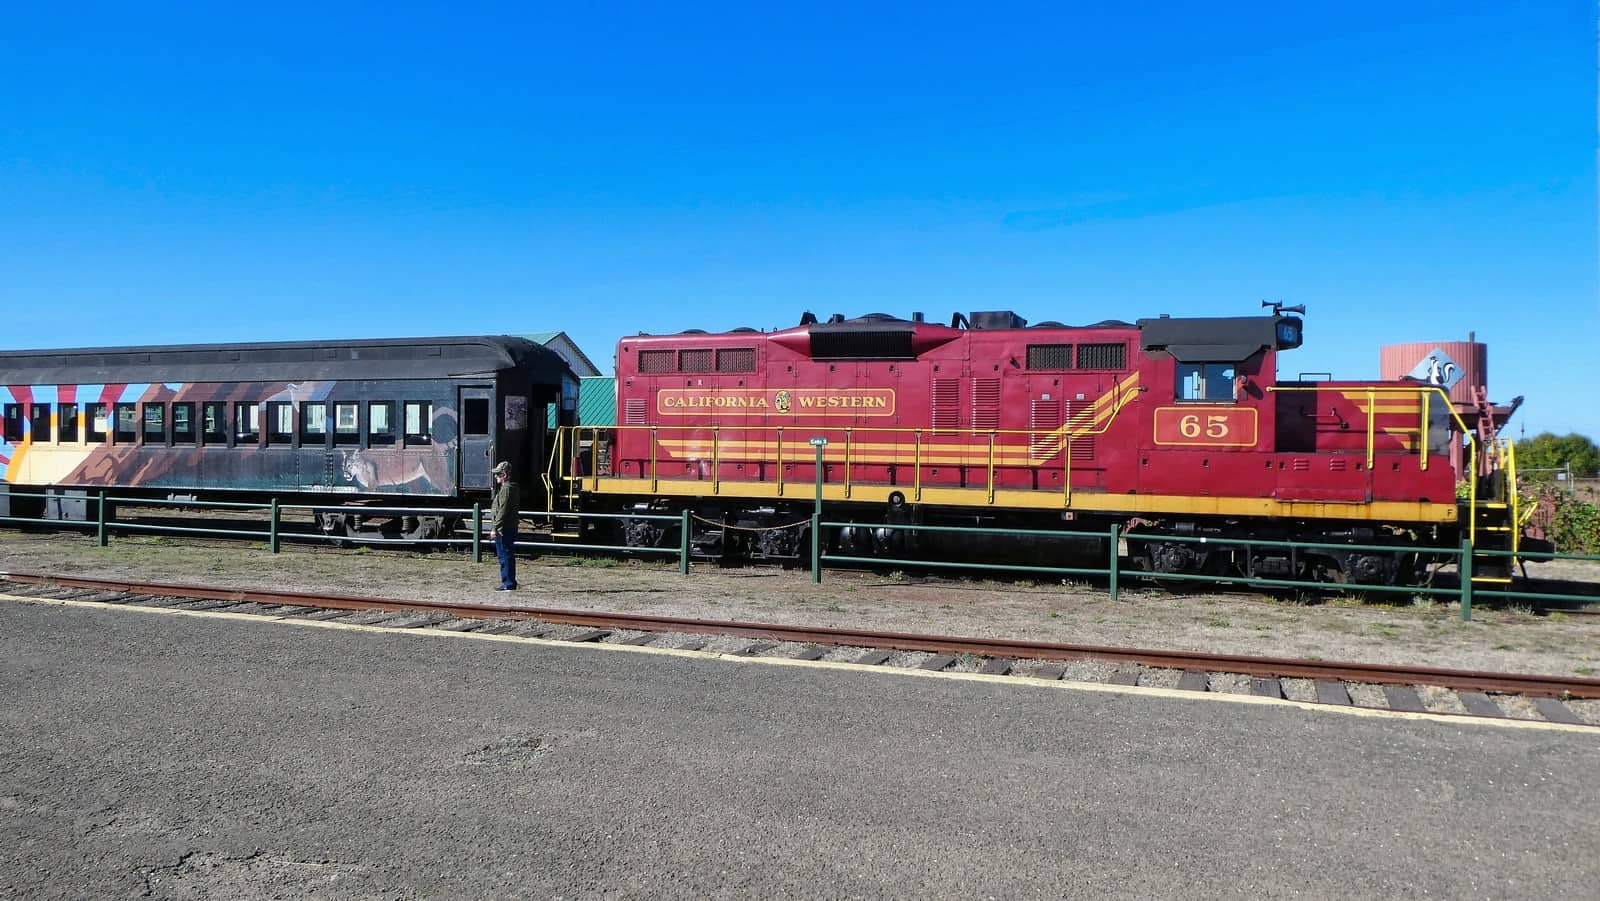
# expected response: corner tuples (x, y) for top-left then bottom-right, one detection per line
(1177, 363), (1236, 402)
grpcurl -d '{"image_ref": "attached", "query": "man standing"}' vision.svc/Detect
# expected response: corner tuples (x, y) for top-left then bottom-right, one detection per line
(489, 461), (520, 591)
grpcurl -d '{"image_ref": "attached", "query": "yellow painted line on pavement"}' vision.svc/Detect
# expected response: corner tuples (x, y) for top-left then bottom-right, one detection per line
(3, 592), (1594, 735)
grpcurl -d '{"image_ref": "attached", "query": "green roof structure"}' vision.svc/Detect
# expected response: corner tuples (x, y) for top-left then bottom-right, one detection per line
(549, 376), (616, 427)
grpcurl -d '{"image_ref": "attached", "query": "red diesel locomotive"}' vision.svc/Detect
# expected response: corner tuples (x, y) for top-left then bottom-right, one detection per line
(559, 307), (1514, 585)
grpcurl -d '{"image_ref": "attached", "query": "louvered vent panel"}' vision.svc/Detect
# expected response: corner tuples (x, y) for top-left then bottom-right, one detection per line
(637, 350), (675, 374)
(972, 379), (1000, 431)
(931, 379), (960, 433)
(1291, 459), (1310, 471)
(1030, 399), (1061, 457)
(1329, 459), (1347, 471)
(624, 398), (647, 424)
(1057, 400), (1094, 462)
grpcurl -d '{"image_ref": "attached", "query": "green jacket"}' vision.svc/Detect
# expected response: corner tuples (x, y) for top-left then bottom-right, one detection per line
(490, 479), (520, 531)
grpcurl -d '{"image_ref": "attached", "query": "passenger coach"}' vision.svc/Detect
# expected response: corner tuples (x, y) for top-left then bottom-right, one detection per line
(0, 336), (574, 538)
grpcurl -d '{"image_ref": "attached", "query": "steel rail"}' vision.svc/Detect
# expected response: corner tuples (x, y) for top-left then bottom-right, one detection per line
(5, 570), (1599, 700)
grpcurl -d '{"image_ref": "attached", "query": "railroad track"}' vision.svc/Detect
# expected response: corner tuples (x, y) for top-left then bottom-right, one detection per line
(4, 571), (1597, 728)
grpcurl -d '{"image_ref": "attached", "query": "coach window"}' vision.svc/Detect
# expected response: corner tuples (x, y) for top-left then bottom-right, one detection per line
(30, 404), (52, 443)
(59, 403), (79, 443)
(114, 403), (138, 443)
(2, 404), (21, 442)
(403, 401), (432, 446)
(266, 402), (293, 445)
(235, 402), (260, 445)
(171, 403), (195, 444)
(1176, 363), (1237, 402)
(301, 401), (328, 445)
(202, 402), (227, 445)
(333, 402), (359, 446)
(368, 401), (396, 446)
(86, 403), (108, 443)
(143, 403), (166, 445)
(463, 397), (489, 436)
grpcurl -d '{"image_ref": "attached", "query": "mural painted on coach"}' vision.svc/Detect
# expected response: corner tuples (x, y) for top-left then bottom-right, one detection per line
(0, 380), (461, 496)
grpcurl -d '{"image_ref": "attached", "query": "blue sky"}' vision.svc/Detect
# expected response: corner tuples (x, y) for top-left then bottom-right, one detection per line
(1, 2), (1594, 436)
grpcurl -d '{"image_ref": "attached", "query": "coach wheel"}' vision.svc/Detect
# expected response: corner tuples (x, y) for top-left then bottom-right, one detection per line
(317, 511), (362, 538)
(401, 515), (449, 542)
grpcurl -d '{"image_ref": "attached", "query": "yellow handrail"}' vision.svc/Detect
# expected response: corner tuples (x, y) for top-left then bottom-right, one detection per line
(556, 378), (1140, 508)
(913, 430), (922, 501)
(987, 433), (996, 504)
(1420, 391), (1429, 472)
(844, 428), (852, 499)
(1266, 385), (1478, 543)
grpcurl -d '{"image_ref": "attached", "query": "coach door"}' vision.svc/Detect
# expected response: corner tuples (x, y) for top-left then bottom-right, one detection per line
(458, 386), (494, 489)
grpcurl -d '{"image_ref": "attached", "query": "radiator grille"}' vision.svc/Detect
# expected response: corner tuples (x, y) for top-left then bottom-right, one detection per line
(637, 350), (674, 374)
(1076, 342), (1126, 370)
(716, 348), (755, 373)
(679, 349), (713, 373)
(624, 398), (647, 424)
(1026, 344), (1074, 370)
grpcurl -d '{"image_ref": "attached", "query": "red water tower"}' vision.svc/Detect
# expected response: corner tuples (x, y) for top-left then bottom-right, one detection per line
(1380, 333), (1520, 476)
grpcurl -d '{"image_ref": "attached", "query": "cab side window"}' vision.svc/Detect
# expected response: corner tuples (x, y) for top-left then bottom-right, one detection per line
(1177, 363), (1237, 402)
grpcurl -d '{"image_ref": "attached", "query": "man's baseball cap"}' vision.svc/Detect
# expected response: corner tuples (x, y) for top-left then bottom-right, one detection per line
(492, 462), (510, 475)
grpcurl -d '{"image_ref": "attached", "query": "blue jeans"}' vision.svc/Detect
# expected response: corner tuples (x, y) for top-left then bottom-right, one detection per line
(494, 525), (518, 588)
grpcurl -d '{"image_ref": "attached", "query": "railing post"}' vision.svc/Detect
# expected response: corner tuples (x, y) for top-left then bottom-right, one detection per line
(679, 509), (690, 575)
(1460, 539), (1473, 622)
(96, 490), (108, 547)
(811, 512), (822, 584)
(269, 498), (280, 553)
(472, 502), (482, 563)
(1108, 523), (1120, 602)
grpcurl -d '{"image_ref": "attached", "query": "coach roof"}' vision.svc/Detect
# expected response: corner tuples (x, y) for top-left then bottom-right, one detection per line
(0, 335), (571, 385)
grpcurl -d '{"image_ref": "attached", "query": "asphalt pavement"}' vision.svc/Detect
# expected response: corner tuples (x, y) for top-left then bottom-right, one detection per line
(1, 598), (1596, 899)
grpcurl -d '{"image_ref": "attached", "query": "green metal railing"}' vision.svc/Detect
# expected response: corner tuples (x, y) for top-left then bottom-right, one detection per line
(4, 488), (1600, 619)
(0, 489), (691, 572)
